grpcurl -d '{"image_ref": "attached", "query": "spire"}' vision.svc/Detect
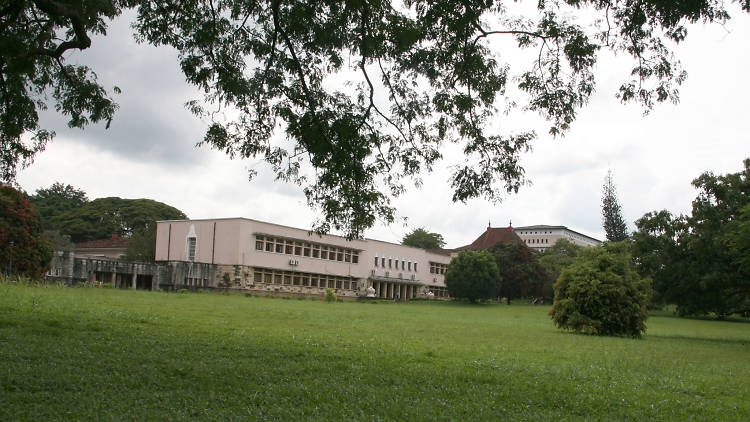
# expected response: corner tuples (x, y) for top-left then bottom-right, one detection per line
(509, 219), (513, 228)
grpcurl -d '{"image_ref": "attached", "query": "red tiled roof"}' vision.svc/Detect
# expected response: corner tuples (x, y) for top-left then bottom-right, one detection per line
(74, 237), (130, 249)
(455, 226), (524, 251)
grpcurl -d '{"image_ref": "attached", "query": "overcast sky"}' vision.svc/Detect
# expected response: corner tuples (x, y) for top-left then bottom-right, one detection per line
(16, 8), (750, 248)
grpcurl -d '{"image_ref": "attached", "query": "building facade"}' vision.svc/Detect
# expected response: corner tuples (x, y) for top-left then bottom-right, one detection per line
(154, 218), (453, 300)
(513, 225), (601, 252)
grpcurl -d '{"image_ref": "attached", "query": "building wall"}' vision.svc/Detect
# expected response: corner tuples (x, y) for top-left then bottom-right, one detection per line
(155, 218), (452, 298)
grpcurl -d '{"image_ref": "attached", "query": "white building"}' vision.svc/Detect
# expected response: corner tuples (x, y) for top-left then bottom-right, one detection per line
(154, 218), (453, 300)
(513, 225), (601, 252)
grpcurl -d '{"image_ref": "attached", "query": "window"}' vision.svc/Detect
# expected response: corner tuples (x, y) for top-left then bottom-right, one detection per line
(275, 240), (283, 253)
(336, 249), (343, 261)
(303, 243), (311, 257)
(402, 260), (405, 270)
(352, 253), (359, 264)
(414, 263), (418, 272)
(388, 258), (392, 268)
(345, 251), (351, 263)
(374, 256), (378, 266)
(336, 280), (342, 289)
(321, 246), (329, 260)
(265, 237), (273, 251)
(187, 237), (197, 261)
(255, 236), (264, 250)
(344, 281), (350, 289)
(381, 257), (385, 267)
(351, 281), (357, 290)
(312, 245), (320, 258)
(408, 262), (412, 271)
(274, 273), (282, 284)
(294, 242), (302, 255)
(264, 272), (272, 283)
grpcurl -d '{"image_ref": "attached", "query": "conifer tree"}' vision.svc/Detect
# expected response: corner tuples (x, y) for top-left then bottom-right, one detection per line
(602, 171), (628, 242)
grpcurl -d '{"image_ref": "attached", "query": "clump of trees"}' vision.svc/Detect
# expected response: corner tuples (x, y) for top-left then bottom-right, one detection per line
(537, 239), (583, 298)
(402, 228), (445, 250)
(445, 250), (500, 303)
(632, 159), (750, 319)
(489, 242), (547, 300)
(0, 185), (53, 278)
(550, 242), (650, 338)
(26, 182), (186, 261)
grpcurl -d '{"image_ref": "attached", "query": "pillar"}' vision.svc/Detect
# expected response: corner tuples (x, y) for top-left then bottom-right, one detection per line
(131, 271), (137, 289)
(111, 270), (117, 288)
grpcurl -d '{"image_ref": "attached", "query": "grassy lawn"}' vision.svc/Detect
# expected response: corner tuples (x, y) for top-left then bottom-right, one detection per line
(1, 282), (748, 421)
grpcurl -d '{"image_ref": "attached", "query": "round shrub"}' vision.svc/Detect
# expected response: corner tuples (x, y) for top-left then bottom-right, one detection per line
(550, 243), (650, 338)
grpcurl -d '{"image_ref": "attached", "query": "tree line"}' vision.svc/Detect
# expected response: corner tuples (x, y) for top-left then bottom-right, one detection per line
(0, 182), (187, 278)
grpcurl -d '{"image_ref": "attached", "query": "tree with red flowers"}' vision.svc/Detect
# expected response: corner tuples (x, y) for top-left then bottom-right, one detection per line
(0, 185), (53, 278)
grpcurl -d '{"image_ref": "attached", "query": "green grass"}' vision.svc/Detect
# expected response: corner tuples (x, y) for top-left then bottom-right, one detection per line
(1, 282), (748, 421)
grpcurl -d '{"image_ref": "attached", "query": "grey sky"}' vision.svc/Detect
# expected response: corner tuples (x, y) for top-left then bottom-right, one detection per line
(17, 8), (750, 248)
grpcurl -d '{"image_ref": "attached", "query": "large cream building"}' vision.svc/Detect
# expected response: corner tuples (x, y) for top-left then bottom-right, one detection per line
(513, 225), (601, 252)
(155, 218), (452, 300)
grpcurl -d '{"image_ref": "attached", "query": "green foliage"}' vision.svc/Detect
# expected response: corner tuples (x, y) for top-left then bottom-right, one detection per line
(445, 250), (500, 303)
(602, 170), (629, 242)
(488, 241), (546, 299)
(550, 243), (650, 338)
(632, 159), (750, 318)
(51, 197), (186, 243)
(537, 239), (583, 297)
(401, 227), (445, 249)
(28, 182), (89, 231)
(0, 185), (53, 278)
(325, 288), (337, 303)
(3, 1), (746, 238)
(124, 223), (157, 262)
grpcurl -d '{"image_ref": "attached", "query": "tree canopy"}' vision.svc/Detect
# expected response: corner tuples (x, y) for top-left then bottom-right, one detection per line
(0, 185), (53, 278)
(444, 250), (500, 303)
(51, 197), (186, 243)
(537, 238), (583, 296)
(401, 227), (445, 249)
(488, 241), (546, 299)
(632, 158), (750, 318)
(3, 1), (748, 238)
(28, 182), (89, 231)
(602, 170), (628, 242)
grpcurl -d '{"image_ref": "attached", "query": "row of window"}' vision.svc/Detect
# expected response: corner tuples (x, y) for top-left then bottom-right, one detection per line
(429, 262), (448, 275)
(428, 286), (449, 298)
(253, 267), (359, 290)
(374, 256), (418, 272)
(255, 235), (360, 263)
(524, 238), (549, 244)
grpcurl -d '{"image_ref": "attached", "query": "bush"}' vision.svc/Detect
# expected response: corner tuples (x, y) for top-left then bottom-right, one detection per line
(325, 288), (337, 303)
(445, 250), (500, 303)
(0, 185), (53, 278)
(550, 243), (650, 338)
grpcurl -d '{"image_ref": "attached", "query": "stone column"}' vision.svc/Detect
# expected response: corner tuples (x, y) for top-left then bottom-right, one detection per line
(111, 270), (117, 288)
(131, 270), (137, 289)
